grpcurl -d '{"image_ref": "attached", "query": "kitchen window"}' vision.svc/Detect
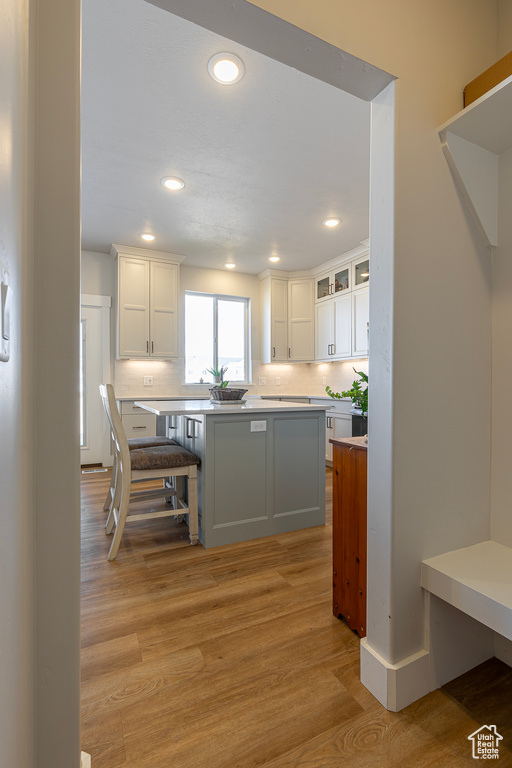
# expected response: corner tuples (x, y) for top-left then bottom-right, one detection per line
(185, 291), (250, 384)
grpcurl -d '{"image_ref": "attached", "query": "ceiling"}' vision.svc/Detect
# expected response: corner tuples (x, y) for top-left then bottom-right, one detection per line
(81, 0), (371, 275)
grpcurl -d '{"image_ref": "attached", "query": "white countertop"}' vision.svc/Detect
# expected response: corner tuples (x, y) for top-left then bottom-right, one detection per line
(135, 398), (331, 416)
(119, 393), (349, 403)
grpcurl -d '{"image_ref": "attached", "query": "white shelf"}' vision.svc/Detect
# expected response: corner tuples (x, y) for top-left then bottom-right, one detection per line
(421, 540), (512, 641)
(437, 74), (512, 249)
(438, 74), (512, 155)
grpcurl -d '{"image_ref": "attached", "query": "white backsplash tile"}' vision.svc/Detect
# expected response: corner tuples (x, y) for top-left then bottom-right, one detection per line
(115, 358), (368, 399)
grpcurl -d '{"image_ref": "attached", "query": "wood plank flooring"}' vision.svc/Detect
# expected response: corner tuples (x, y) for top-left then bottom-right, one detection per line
(80, 469), (512, 767)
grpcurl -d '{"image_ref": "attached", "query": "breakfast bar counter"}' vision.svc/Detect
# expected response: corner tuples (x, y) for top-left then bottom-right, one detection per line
(135, 399), (329, 548)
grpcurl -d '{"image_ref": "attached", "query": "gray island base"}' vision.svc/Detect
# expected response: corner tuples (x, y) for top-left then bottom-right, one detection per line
(135, 399), (329, 548)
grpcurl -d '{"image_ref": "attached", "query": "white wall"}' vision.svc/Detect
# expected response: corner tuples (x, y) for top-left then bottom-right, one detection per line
(491, 150), (512, 546)
(35, 0), (82, 765)
(0, 1), (35, 765)
(1, 0), (81, 766)
(81, 249), (115, 296)
(243, 0), (497, 705)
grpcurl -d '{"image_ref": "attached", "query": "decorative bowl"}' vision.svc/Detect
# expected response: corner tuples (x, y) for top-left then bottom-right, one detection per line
(209, 387), (248, 402)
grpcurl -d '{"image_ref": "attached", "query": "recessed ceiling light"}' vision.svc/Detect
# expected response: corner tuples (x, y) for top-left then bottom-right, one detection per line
(322, 217), (342, 228)
(225, 263), (236, 269)
(139, 233), (156, 241)
(208, 53), (244, 85)
(161, 176), (185, 191)
(269, 256), (280, 263)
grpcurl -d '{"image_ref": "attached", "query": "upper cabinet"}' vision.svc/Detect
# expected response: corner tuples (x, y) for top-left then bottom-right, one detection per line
(315, 264), (351, 302)
(288, 278), (314, 361)
(313, 246), (369, 362)
(260, 273), (314, 363)
(259, 243), (369, 364)
(112, 244), (183, 360)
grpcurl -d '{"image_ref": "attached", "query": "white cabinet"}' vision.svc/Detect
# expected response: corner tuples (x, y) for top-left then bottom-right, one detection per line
(260, 273), (314, 363)
(288, 278), (314, 361)
(326, 413), (352, 463)
(113, 244), (181, 360)
(315, 263), (352, 303)
(352, 286), (369, 358)
(310, 398), (352, 463)
(119, 401), (157, 438)
(313, 248), (369, 362)
(149, 260), (179, 358)
(315, 293), (352, 361)
(261, 276), (288, 362)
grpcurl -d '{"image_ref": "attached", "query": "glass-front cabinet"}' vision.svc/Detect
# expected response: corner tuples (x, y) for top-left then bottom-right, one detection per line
(316, 265), (351, 302)
(353, 257), (370, 287)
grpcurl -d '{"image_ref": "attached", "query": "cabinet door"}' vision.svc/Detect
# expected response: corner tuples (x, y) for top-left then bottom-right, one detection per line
(352, 256), (370, 288)
(315, 301), (333, 360)
(288, 278), (314, 361)
(315, 272), (331, 302)
(326, 413), (352, 462)
(150, 261), (178, 358)
(270, 278), (288, 361)
(333, 265), (351, 296)
(352, 287), (369, 357)
(332, 294), (352, 359)
(118, 256), (150, 358)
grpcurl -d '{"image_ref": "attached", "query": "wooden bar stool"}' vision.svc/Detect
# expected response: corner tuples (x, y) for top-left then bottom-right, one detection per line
(99, 384), (200, 561)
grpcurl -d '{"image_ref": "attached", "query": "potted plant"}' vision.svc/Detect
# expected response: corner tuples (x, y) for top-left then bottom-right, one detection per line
(206, 365), (229, 387)
(326, 368), (368, 433)
(206, 366), (248, 403)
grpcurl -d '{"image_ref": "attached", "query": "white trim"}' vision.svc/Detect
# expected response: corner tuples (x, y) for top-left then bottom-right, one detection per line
(257, 240), (370, 282)
(81, 751), (92, 768)
(80, 295), (113, 466)
(111, 242), (185, 263)
(81, 293), (111, 308)
(360, 639), (430, 712)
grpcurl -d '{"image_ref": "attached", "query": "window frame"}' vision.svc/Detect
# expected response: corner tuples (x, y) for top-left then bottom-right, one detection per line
(184, 290), (251, 385)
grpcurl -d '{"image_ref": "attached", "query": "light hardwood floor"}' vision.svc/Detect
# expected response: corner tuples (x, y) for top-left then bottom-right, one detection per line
(80, 468), (512, 767)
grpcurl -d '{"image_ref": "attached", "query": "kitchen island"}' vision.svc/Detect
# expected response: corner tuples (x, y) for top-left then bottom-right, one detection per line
(135, 399), (329, 548)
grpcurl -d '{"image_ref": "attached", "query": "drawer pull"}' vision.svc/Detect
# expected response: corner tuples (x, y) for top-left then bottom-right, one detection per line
(186, 419), (197, 439)
(132, 426), (147, 430)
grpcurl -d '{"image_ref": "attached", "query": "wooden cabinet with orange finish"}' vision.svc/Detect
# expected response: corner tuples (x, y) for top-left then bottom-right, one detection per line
(330, 436), (367, 637)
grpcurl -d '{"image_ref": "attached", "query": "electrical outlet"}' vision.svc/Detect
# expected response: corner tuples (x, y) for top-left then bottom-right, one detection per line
(275, 377), (281, 385)
(258, 377), (266, 385)
(250, 420), (267, 432)
(322, 376), (327, 385)
(143, 376), (153, 386)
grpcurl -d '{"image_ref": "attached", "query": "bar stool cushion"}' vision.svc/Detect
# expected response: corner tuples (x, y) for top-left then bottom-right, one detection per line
(127, 436), (177, 450)
(130, 444), (201, 471)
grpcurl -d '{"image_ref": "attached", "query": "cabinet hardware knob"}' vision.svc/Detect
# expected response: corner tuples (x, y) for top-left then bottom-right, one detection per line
(151, 341), (154, 353)
(333, 571), (337, 577)
(288, 347), (291, 358)
(146, 341), (149, 353)
(359, 590), (363, 595)
(272, 346), (275, 358)
(345, 580), (349, 585)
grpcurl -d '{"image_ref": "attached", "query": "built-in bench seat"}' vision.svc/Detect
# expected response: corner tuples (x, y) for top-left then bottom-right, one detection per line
(421, 540), (512, 641)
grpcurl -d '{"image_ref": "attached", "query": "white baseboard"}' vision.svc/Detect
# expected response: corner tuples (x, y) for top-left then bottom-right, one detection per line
(360, 639), (430, 712)
(81, 752), (91, 768)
